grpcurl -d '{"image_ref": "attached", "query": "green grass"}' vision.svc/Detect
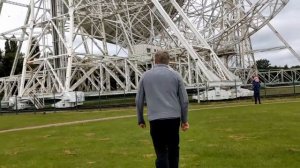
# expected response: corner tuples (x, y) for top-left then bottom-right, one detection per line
(261, 85), (300, 96)
(83, 97), (136, 106)
(0, 107), (135, 131)
(0, 99), (299, 167)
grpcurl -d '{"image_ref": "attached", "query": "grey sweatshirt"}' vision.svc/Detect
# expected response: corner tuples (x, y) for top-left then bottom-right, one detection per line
(136, 64), (189, 124)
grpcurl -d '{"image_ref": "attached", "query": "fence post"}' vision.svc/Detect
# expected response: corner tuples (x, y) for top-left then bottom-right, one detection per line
(293, 72), (296, 95)
(98, 89), (101, 110)
(42, 93), (46, 115)
(205, 82), (208, 104)
(0, 98), (2, 115)
(75, 91), (78, 111)
(15, 95), (18, 115)
(42, 94), (46, 115)
(197, 83), (200, 104)
(123, 90), (126, 106)
(33, 94), (36, 115)
(53, 92), (56, 113)
(264, 83), (267, 98)
(235, 79), (238, 99)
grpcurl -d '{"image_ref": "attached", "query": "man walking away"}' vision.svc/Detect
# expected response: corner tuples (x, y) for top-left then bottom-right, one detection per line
(136, 50), (189, 168)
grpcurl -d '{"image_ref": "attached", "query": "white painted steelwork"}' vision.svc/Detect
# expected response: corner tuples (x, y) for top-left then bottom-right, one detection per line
(0, 0), (296, 108)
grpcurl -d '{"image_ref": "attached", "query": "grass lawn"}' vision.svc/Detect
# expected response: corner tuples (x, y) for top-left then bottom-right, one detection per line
(0, 98), (299, 168)
(262, 85), (300, 96)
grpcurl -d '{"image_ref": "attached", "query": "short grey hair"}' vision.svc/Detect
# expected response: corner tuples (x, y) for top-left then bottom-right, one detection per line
(155, 50), (170, 64)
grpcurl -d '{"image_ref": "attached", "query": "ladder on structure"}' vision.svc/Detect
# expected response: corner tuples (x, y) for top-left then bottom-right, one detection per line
(28, 93), (45, 109)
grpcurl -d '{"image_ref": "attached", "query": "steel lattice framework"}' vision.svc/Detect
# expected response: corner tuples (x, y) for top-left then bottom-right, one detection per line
(0, 0), (297, 109)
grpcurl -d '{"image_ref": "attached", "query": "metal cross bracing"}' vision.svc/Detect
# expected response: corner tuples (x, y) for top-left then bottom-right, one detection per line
(0, 0), (296, 109)
(258, 68), (300, 85)
(180, 0), (294, 81)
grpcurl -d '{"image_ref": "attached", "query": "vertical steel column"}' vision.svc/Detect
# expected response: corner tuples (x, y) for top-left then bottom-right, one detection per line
(135, 61), (139, 88)
(188, 55), (192, 85)
(19, 0), (35, 96)
(99, 3), (108, 55)
(125, 60), (130, 91)
(10, 5), (31, 76)
(170, 0), (236, 81)
(99, 63), (104, 92)
(111, 0), (135, 55)
(65, 0), (75, 92)
(0, 0), (4, 14)
(151, 0), (217, 81)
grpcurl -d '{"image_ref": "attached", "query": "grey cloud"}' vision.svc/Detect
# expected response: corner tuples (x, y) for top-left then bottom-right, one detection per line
(251, 0), (300, 66)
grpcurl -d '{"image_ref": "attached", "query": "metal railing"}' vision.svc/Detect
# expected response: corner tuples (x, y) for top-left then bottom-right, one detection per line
(0, 81), (299, 115)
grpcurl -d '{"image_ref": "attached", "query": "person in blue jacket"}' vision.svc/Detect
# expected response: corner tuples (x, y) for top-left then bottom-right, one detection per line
(252, 76), (261, 104)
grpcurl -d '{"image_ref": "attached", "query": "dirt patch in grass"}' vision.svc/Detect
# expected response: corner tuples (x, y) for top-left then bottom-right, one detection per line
(216, 128), (233, 132)
(87, 161), (96, 164)
(63, 149), (77, 156)
(228, 134), (255, 141)
(288, 148), (300, 153)
(98, 138), (111, 141)
(143, 153), (155, 158)
(42, 134), (51, 138)
(139, 139), (152, 145)
(84, 133), (96, 137)
(6, 150), (19, 156)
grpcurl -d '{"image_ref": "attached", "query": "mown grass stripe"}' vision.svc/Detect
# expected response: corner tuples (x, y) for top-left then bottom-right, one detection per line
(1, 99), (299, 134)
(0, 115), (136, 134)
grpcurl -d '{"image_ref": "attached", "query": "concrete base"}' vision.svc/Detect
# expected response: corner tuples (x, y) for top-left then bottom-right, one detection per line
(193, 87), (253, 101)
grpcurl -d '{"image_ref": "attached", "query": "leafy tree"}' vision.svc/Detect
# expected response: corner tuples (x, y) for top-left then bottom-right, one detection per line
(1, 50), (15, 77)
(0, 49), (3, 77)
(0, 49), (2, 62)
(270, 65), (278, 69)
(0, 36), (38, 77)
(0, 37), (23, 77)
(4, 39), (10, 53)
(269, 65), (281, 70)
(256, 59), (271, 70)
(10, 36), (18, 53)
(0, 63), (3, 77)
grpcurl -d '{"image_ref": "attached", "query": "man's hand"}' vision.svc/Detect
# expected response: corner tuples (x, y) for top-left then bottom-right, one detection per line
(139, 123), (146, 128)
(181, 122), (189, 131)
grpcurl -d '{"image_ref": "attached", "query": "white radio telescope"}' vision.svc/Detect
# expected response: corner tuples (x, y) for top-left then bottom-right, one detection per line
(0, 0), (297, 109)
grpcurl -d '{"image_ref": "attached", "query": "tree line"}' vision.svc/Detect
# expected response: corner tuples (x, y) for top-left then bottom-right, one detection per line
(0, 38), (23, 77)
(256, 59), (300, 70)
(0, 41), (298, 78)
(0, 37), (40, 78)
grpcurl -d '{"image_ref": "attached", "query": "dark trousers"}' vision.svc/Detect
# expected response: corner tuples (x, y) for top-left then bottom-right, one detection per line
(150, 118), (180, 168)
(254, 92), (261, 104)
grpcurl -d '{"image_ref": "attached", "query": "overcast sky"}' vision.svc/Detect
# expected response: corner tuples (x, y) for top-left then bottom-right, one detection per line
(0, 0), (300, 66)
(251, 0), (300, 66)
